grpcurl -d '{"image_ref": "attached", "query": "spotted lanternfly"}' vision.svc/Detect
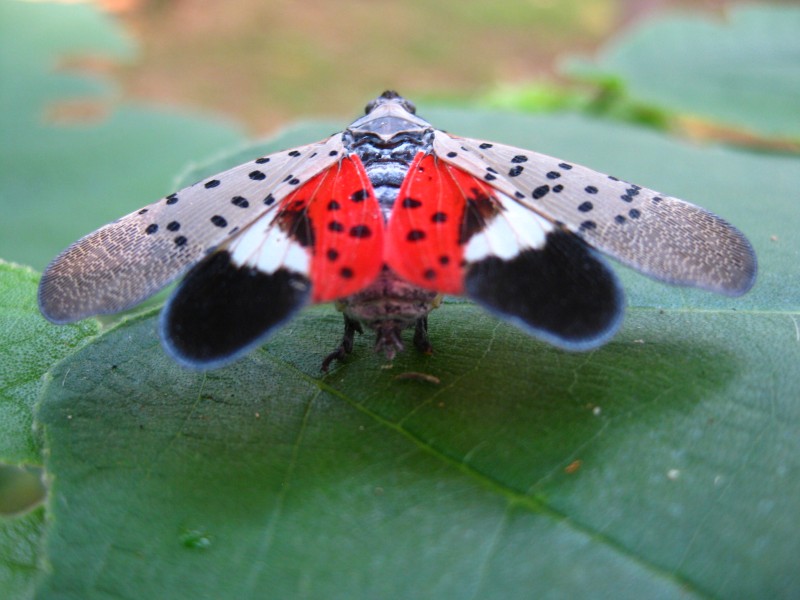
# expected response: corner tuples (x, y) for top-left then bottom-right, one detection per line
(39, 91), (757, 370)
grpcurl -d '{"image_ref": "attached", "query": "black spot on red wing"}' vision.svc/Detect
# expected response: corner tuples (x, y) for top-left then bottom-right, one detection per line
(402, 197), (422, 209)
(407, 230), (426, 242)
(327, 200), (341, 211)
(145, 224), (158, 235)
(276, 207), (315, 248)
(465, 231), (622, 350)
(349, 225), (371, 238)
(423, 269), (436, 280)
(231, 196), (249, 208)
(326, 248), (339, 261)
(439, 255), (450, 266)
(161, 251), (310, 368)
(249, 171), (266, 181)
(350, 189), (369, 202)
(459, 190), (498, 245)
(431, 212), (448, 223)
(204, 180), (221, 189)
(340, 267), (354, 279)
(328, 221), (344, 233)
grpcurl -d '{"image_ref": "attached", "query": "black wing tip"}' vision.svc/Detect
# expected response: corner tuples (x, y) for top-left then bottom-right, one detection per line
(465, 232), (626, 353)
(159, 251), (311, 370)
(497, 308), (624, 352)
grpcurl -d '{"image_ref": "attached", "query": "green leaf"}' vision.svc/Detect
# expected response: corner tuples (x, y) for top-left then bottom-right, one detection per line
(564, 6), (800, 140)
(35, 303), (800, 598)
(0, 507), (45, 600)
(32, 111), (800, 597)
(0, 261), (99, 465)
(0, 0), (246, 271)
(0, 260), (98, 600)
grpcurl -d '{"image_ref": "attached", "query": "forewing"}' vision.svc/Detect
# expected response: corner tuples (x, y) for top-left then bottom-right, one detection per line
(433, 133), (757, 296)
(160, 155), (383, 368)
(386, 152), (623, 349)
(38, 135), (345, 323)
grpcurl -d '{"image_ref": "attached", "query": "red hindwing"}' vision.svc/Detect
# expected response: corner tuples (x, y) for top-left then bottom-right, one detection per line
(279, 156), (384, 302)
(385, 152), (500, 294)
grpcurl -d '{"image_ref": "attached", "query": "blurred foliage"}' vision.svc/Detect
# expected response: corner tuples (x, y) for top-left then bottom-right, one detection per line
(1, 1), (799, 599)
(0, 0), (246, 270)
(566, 5), (800, 141)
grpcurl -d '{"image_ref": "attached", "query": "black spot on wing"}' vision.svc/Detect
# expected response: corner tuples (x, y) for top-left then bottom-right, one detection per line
(276, 204), (315, 248)
(459, 189), (499, 245)
(465, 230), (623, 349)
(160, 251), (311, 369)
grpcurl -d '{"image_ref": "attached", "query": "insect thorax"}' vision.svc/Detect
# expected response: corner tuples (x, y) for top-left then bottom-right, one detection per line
(343, 127), (434, 216)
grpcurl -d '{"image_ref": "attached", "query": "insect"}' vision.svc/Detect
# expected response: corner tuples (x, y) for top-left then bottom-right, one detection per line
(38, 91), (757, 370)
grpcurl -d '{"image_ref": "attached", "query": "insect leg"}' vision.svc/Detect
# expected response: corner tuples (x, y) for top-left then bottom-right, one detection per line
(413, 316), (433, 354)
(321, 315), (364, 371)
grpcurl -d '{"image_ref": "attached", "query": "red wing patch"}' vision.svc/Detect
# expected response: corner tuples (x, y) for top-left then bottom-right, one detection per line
(279, 155), (384, 302)
(385, 152), (501, 294)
